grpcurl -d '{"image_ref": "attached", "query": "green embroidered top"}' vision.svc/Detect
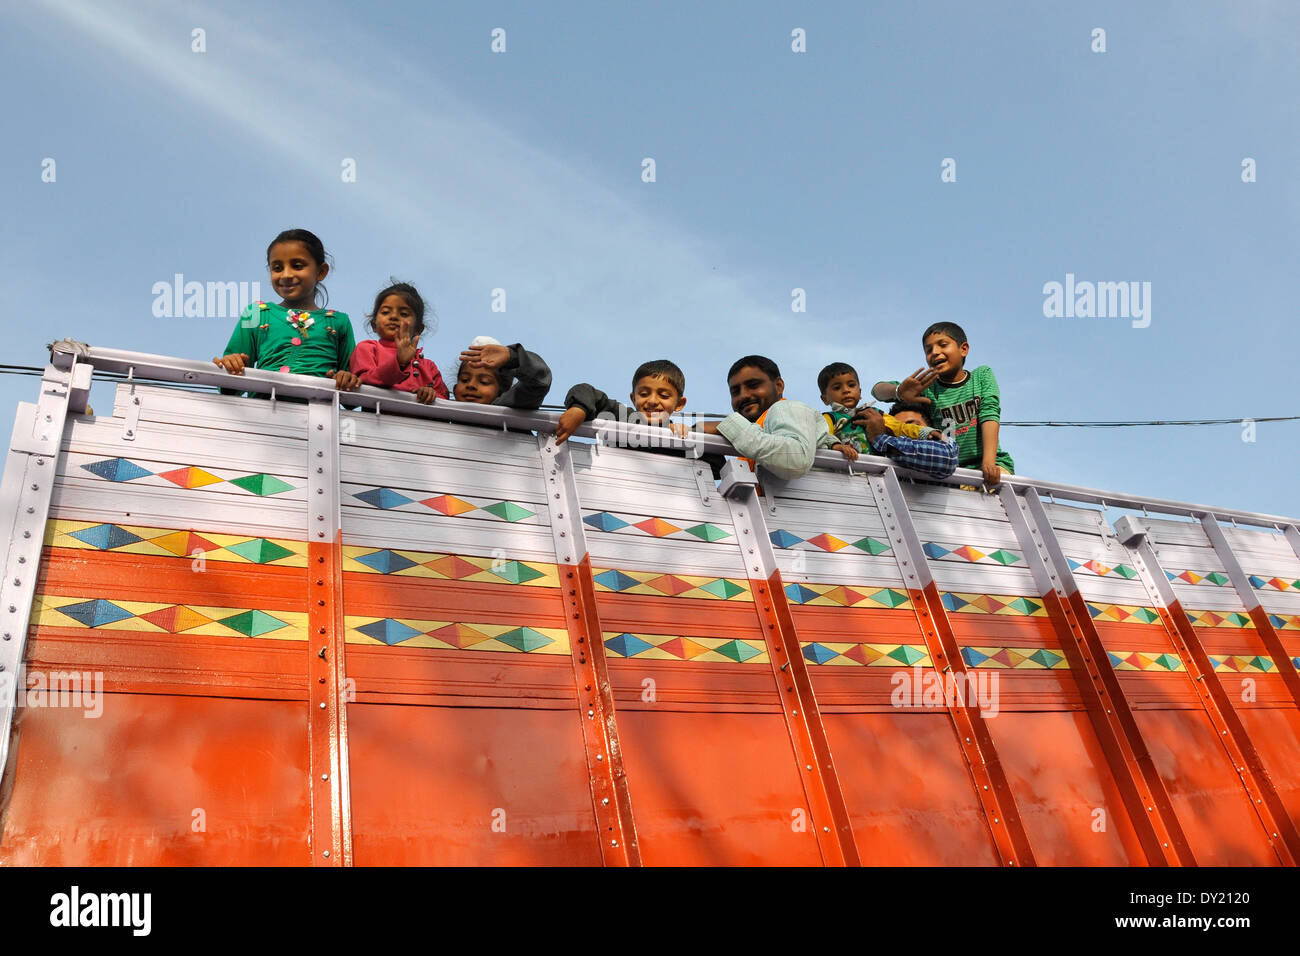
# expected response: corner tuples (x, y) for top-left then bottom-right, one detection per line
(222, 301), (356, 380)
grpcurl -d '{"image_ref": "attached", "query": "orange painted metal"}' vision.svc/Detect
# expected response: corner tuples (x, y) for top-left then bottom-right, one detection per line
(751, 569), (860, 866)
(1151, 598), (1300, 865)
(1051, 588), (1194, 865)
(307, 539), (352, 867)
(558, 556), (640, 866)
(907, 579), (1036, 866)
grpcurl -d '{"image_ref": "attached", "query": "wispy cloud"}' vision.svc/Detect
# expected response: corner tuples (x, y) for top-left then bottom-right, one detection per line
(19, 0), (816, 374)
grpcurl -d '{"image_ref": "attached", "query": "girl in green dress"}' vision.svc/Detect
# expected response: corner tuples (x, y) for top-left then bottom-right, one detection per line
(213, 229), (359, 391)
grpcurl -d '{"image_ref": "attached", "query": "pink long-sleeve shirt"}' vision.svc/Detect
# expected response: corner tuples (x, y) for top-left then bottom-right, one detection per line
(350, 339), (449, 398)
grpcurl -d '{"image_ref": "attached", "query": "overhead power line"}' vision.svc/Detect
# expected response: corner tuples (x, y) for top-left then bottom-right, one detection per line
(0, 365), (1294, 427)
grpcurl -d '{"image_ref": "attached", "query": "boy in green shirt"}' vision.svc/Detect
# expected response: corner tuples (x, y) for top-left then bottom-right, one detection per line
(871, 322), (1014, 486)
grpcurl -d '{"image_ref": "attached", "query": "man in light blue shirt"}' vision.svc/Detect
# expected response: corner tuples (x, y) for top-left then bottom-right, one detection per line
(699, 355), (833, 480)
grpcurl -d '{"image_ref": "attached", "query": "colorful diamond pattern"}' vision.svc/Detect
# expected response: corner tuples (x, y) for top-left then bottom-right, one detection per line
(34, 595), (306, 641)
(581, 509), (731, 544)
(346, 617), (567, 655)
(49, 521), (306, 567)
(770, 530), (891, 555)
(601, 631), (766, 664)
(81, 458), (153, 482)
(1068, 556), (1138, 579)
(350, 487), (541, 523)
(781, 581), (911, 610)
(226, 538), (296, 565)
(67, 523), (144, 550)
(589, 567), (751, 601)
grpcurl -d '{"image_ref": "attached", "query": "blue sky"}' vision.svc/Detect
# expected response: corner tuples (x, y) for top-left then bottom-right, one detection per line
(1, 0), (1297, 518)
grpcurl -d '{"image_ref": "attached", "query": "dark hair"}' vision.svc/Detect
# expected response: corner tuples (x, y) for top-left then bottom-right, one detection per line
(367, 280), (427, 338)
(632, 359), (685, 395)
(727, 354), (781, 383)
(889, 401), (934, 423)
(266, 228), (331, 307)
(922, 321), (967, 347)
(817, 362), (857, 394)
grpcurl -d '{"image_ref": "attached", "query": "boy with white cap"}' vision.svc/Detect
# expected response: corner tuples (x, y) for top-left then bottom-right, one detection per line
(453, 335), (552, 409)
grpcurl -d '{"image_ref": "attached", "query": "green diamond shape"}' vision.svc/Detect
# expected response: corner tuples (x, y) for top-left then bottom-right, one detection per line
(852, 537), (891, 555)
(1251, 656), (1274, 672)
(227, 538), (295, 564)
(1135, 607), (1160, 624)
(683, 523), (730, 542)
(699, 578), (745, 599)
(219, 609), (289, 637)
(714, 639), (761, 663)
(495, 627), (553, 652)
(490, 560), (546, 584)
(888, 645), (926, 665)
(229, 473), (295, 496)
(1228, 612), (1251, 627)
(1153, 653), (1181, 671)
(1205, 572), (1229, 586)
(1113, 565), (1138, 579)
(988, 549), (1022, 566)
(872, 588), (910, 608)
(1028, 648), (1063, 668)
(1007, 597), (1042, 615)
(482, 501), (535, 522)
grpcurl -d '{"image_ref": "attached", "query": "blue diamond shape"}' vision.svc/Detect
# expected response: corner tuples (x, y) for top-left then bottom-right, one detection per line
(82, 458), (152, 482)
(56, 599), (135, 627)
(1108, 651), (1123, 666)
(941, 592), (968, 611)
(1165, 570), (1177, 581)
(353, 488), (414, 510)
(68, 523), (144, 550)
(1269, 614), (1286, 629)
(583, 512), (629, 532)
(769, 529), (801, 549)
(785, 583), (819, 604)
(802, 643), (837, 664)
(354, 549), (417, 574)
(356, 618), (422, 645)
(923, 542), (950, 559)
(593, 569), (640, 591)
(962, 647), (990, 666)
(1249, 575), (1267, 589)
(605, 633), (654, 657)
(1087, 603), (1104, 618)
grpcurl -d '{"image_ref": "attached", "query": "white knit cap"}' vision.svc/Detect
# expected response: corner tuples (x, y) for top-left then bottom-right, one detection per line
(469, 335), (501, 348)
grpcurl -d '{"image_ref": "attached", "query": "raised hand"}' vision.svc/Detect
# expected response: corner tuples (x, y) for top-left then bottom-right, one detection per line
(458, 343), (512, 370)
(396, 316), (418, 368)
(897, 368), (939, 404)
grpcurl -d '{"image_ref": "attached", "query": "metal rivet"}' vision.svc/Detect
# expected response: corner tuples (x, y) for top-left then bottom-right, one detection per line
(588, 710), (594, 717)
(601, 798), (609, 806)
(323, 850), (330, 858)
(319, 702), (326, 709)
(321, 774), (329, 781)
(596, 754), (603, 761)
(317, 424), (324, 430)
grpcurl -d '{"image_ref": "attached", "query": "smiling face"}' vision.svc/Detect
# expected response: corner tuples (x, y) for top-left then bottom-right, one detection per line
(728, 366), (783, 422)
(454, 365), (502, 404)
(631, 374), (686, 425)
(923, 331), (970, 382)
(374, 294), (418, 341)
(820, 371), (861, 409)
(267, 240), (328, 309)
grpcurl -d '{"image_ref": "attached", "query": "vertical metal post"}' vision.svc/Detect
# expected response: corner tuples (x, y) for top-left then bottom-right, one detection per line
(720, 462), (860, 867)
(307, 399), (353, 866)
(1002, 488), (1193, 865)
(865, 469), (1036, 867)
(538, 437), (641, 866)
(1285, 525), (1300, 565)
(1116, 515), (1300, 866)
(0, 362), (89, 783)
(1201, 514), (1300, 709)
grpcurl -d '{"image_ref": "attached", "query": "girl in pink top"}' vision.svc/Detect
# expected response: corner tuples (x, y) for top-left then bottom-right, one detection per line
(349, 281), (449, 403)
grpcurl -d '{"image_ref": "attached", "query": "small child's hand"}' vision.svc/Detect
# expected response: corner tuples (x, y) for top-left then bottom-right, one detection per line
(396, 317), (418, 369)
(981, 460), (1003, 489)
(415, 385), (438, 405)
(834, 442), (859, 462)
(459, 343), (512, 370)
(854, 406), (888, 444)
(666, 422), (691, 439)
(213, 353), (250, 375)
(555, 406), (587, 444)
(898, 368), (939, 404)
(332, 369), (362, 392)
